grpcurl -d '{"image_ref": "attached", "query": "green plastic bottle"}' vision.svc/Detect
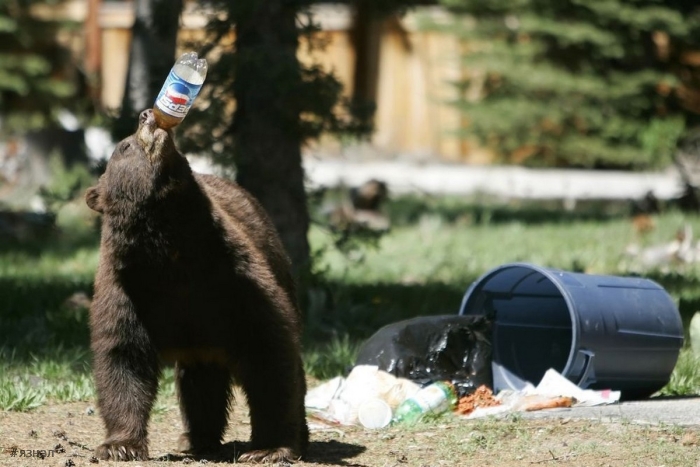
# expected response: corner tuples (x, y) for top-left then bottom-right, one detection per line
(392, 381), (458, 425)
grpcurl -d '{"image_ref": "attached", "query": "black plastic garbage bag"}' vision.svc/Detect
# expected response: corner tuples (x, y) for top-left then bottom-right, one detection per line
(355, 315), (492, 397)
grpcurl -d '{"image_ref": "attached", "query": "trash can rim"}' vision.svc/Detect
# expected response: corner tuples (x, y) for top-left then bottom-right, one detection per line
(458, 262), (581, 382)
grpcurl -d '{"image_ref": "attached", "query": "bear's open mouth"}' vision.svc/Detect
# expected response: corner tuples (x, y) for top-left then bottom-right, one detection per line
(137, 109), (171, 160)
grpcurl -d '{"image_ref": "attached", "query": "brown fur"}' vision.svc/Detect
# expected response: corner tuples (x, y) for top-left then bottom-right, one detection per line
(86, 109), (308, 462)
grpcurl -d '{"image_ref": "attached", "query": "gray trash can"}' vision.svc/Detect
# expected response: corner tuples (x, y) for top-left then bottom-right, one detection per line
(459, 263), (684, 399)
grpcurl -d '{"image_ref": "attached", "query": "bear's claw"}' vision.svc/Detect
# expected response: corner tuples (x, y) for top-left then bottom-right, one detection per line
(238, 446), (298, 464)
(96, 441), (148, 461)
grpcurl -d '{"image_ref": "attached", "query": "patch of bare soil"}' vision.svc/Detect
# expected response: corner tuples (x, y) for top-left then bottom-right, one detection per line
(1, 394), (699, 467)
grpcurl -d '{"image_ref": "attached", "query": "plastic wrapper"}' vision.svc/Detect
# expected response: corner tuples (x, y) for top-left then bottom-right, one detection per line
(304, 365), (420, 427)
(355, 315), (493, 397)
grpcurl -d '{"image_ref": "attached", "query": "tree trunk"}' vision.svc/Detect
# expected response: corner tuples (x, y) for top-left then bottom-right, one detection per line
(351, 0), (383, 108)
(113, 0), (183, 140)
(84, 0), (102, 109)
(231, 1), (311, 277)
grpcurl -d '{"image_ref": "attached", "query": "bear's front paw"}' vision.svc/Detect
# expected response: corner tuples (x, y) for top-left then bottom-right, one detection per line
(238, 447), (298, 464)
(95, 441), (148, 461)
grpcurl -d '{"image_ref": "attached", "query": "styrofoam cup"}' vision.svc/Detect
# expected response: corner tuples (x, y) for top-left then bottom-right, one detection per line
(357, 398), (392, 429)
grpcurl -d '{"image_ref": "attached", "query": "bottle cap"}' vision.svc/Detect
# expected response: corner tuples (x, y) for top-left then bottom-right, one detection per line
(357, 398), (393, 429)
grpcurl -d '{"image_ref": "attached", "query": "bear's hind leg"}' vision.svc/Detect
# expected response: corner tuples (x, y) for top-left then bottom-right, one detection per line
(236, 351), (308, 464)
(176, 361), (232, 454)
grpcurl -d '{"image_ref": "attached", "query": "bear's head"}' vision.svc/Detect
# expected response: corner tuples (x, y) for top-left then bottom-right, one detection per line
(86, 109), (189, 215)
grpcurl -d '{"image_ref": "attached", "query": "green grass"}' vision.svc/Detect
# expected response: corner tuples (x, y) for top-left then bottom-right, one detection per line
(0, 347), (93, 410)
(315, 197), (697, 285)
(309, 198), (700, 338)
(660, 348), (700, 396)
(307, 196), (700, 396)
(1, 194), (699, 410)
(304, 335), (360, 380)
(152, 367), (178, 417)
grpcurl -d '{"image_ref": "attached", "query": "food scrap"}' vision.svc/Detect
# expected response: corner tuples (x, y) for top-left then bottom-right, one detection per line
(456, 385), (501, 416)
(520, 395), (574, 412)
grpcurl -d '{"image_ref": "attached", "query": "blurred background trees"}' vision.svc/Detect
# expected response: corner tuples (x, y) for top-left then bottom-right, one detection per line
(3, 0), (700, 272)
(440, 0), (700, 169)
(0, 0), (87, 134)
(0, 0), (92, 212)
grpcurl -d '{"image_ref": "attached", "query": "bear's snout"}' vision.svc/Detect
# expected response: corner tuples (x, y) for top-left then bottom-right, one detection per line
(135, 108), (174, 159)
(140, 109), (155, 127)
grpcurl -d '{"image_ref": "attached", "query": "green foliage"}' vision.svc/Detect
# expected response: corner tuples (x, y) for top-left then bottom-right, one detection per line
(39, 154), (95, 214)
(0, 0), (87, 135)
(304, 335), (359, 380)
(435, 0), (700, 169)
(659, 348), (700, 396)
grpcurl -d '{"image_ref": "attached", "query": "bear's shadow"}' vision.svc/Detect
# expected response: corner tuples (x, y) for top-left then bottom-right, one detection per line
(155, 440), (368, 465)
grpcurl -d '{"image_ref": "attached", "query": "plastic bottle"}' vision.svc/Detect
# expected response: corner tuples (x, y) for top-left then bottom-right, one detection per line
(153, 52), (208, 129)
(392, 381), (458, 425)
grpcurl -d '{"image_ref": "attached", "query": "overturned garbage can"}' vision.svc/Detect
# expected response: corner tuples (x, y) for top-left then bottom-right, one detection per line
(459, 263), (684, 399)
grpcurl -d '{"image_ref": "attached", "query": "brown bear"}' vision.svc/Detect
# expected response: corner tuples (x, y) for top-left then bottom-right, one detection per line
(86, 109), (308, 463)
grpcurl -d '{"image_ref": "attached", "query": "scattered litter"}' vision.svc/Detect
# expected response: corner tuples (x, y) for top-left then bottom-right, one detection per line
(518, 395), (574, 412)
(358, 398), (393, 428)
(529, 368), (621, 407)
(305, 365), (420, 428)
(355, 315), (493, 396)
(456, 385), (501, 416)
(305, 365), (621, 429)
(463, 369), (620, 419)
(392, 381), (457, 425)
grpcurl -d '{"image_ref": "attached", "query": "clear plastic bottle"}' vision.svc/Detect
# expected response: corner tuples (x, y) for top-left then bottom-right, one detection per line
(153, 52), (208, 129)
(392, 381), (458, 425)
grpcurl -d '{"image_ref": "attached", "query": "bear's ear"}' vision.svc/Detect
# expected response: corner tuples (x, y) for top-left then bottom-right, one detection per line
(85, 185), (103, 213)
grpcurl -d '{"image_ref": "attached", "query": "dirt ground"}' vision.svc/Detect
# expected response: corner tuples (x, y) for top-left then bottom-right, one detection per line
(1, 394), (699, 467)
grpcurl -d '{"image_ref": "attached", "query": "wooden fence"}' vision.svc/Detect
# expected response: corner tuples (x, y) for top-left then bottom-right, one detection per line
(36, 1), (492, 162)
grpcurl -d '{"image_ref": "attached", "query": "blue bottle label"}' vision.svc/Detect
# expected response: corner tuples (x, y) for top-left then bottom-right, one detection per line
(154, 70), (203, 118)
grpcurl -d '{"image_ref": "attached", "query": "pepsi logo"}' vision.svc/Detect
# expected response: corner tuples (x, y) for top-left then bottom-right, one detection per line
(165, 83), (190, 106)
